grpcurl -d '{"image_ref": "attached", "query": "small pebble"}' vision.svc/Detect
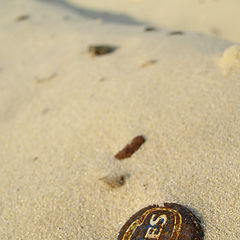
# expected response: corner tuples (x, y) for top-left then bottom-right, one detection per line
(88, 45), (117, 56)
(144, 27), (158, 32)
(169, 31), (184, 35)
(36, 73), (57, 84)
(16, 14), (30, 22)
(141, 60), (158, 68)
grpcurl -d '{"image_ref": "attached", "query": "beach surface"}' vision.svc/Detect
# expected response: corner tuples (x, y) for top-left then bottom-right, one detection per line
(0, 0), (240, 239)
(64, 0), (240, 42)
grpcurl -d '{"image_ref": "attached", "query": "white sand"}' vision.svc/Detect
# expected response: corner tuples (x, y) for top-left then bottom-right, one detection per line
(0, 0), (240, 239)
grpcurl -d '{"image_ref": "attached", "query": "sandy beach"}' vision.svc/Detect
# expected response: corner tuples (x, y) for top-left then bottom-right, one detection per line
(0, 0), (239, 239)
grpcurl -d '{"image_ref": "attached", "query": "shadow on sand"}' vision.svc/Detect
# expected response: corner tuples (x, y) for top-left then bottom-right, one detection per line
(37, 0), (147, 25)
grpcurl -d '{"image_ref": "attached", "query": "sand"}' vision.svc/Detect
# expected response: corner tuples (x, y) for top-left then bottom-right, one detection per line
(0, 0), (239, 239)
(66, 0), (240, 43)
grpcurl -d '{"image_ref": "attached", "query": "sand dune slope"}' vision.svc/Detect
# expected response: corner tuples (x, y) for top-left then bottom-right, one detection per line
(0, 0), (239, 239)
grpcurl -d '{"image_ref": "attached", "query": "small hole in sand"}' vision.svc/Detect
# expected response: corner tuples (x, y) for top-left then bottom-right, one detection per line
(16, 14), (30, 22)
(211, 27), (221, 36)
(41, 108), (49, 115)
(144, 27), (158, 32)
(100, 174), (129, 188)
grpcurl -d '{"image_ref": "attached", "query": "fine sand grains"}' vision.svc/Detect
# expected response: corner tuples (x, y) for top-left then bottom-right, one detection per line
(0, 0), (239, 240)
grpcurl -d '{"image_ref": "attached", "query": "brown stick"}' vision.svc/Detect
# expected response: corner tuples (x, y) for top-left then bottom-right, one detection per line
(115, 135), (146, 160)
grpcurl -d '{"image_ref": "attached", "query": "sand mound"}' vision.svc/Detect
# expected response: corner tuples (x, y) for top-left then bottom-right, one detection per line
(0, 0), (239, 239)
